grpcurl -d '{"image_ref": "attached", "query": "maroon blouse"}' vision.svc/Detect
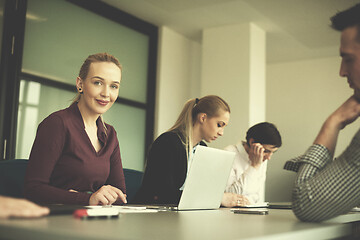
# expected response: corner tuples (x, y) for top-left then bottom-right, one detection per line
(24, 103), (126, 205)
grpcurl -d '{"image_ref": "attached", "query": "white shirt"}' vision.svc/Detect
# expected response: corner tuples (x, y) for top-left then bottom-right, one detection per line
(224, 142), (267, 204)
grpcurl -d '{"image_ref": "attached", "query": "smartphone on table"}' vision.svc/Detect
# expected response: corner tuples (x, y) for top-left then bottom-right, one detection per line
(231, 208), (269, 215)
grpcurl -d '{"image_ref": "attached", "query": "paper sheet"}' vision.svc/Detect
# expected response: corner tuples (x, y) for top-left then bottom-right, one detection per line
(86, 205), (158, 213)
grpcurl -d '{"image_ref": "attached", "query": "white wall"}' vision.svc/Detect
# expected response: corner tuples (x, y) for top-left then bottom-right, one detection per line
(154, 26), (360, 203)
(154, 26), (201, 138)
(201, 23), (266, 150)
(201, 24), (249, 149)
(249, 24), (266, 127)
(265, 56), (358, 201)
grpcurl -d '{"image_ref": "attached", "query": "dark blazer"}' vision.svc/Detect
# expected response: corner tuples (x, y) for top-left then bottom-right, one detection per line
(134, 131), (206, 204)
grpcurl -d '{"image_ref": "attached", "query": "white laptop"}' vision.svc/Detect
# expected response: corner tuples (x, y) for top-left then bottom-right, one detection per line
(174, 145), (235, 211)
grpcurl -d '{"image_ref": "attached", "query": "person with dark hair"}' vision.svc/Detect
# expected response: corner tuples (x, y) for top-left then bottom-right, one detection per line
(225, 122), (282, 205)
(283, 3), (360, 222)
(24, 53), (127, 206)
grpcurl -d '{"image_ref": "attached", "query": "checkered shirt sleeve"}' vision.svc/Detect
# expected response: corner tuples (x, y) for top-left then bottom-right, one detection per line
(284, 144), (331, 172)
(284, 129), (360, 222)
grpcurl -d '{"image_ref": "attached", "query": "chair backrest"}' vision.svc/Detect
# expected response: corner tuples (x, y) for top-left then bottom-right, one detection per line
(123, 168), (143, 203)
(0, 159), (28, 198)
(0, 160), (143, 201)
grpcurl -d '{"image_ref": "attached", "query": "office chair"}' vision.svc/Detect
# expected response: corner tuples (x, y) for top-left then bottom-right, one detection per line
(123, 168), (143, 203)
(0, 160), (144, 202)
(0, 159), (28, 198)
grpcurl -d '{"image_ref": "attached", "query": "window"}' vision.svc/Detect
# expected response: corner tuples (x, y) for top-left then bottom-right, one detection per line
(1, 0), (157, 172)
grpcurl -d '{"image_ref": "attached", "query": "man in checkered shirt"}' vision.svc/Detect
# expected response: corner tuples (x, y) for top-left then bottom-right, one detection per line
(284, 3), (360, 222)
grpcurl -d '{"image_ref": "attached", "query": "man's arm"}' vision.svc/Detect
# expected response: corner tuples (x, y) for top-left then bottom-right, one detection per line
(314, 96), (360, 155)
(285, 96), (360, 222)
(225, 144), (266, 204)
(226, 166), (264, 204)
(292, 139), (360, 222)
(0, 196), (49, 218)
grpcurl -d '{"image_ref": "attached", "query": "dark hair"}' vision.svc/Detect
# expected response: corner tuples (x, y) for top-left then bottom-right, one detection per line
(246, 122), (282, 148)
(330, 3), (360, 42)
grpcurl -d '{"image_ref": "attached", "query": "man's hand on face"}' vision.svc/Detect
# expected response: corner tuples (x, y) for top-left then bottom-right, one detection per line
(328, 95), (360, 130)
(314, 95), (360, 155)
(248, 143), (265, 169)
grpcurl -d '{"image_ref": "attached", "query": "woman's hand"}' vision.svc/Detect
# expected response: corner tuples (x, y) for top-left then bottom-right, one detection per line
(89, 185), (127, 206)
(221, 192), (250, 207)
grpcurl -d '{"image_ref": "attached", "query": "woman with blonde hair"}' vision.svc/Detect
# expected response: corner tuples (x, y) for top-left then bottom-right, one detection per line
(134, 95), (232, 204)
(24, 53), (127, 206)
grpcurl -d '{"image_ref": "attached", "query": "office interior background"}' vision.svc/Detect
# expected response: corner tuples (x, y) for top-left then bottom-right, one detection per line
(0, 0), (359, 202)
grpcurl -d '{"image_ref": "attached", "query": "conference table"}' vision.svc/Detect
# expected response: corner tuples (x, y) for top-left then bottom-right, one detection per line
(1, 207), (360, 240)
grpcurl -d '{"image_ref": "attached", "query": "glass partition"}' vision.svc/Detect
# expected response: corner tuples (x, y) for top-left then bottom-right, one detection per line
(0, 0), (4, 58)
(16, 80), (75, 159)
(14, 0), (156, 171)
(23, 0), (149, 103)
(104, 104), (146, 171)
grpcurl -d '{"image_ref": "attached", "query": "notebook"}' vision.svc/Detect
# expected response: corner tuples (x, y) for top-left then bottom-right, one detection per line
(170, 145), (235, 211)
(235, 202), (269, 208)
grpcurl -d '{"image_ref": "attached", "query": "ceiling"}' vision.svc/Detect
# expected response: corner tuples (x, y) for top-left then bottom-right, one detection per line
(101, 0), (359, 63)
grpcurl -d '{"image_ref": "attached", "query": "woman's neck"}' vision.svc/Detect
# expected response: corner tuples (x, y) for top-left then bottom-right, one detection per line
(77, 101), (100, 129)
(191, 124), (202, 148)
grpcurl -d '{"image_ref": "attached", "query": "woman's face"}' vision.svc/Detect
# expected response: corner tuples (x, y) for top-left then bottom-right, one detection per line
(199, 109), (230, 143)
(77, 62), (121, 116)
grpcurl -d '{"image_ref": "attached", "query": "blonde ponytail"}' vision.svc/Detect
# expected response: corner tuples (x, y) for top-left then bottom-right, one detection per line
(168, 95), (230, 160)
(168, 98), (197, 158)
